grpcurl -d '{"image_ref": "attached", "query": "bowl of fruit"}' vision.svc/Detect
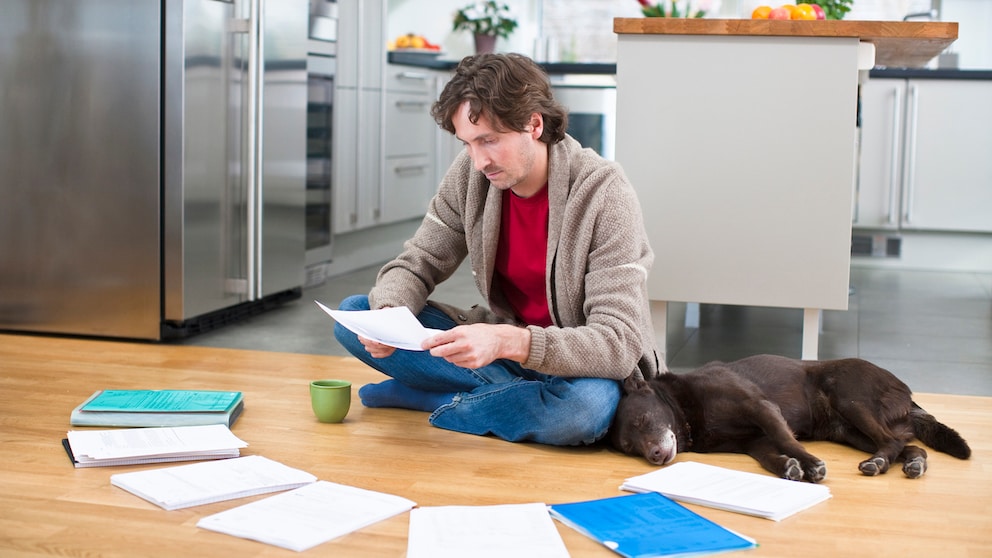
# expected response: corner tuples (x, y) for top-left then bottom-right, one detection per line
(388, 33), (444, 57)
(751, 0), (852, 20)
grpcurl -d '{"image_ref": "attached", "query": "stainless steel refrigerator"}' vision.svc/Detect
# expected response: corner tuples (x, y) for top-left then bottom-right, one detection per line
(0, 0), (308, 340)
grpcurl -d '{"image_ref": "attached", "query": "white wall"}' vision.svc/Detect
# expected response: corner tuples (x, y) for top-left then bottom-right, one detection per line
(940, 0), (992, 69)
(386, 0), (703, 63)
(388, 0), (991, 68)
(387, 0), (540, 61)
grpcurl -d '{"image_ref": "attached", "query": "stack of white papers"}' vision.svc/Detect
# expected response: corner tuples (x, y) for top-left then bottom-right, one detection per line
(197, 481), (417, 552)
(110, 455), (316, 510)
(64, 424), (247, 468)
(621, 461), (832, 521)
(406, 503), (569, 558)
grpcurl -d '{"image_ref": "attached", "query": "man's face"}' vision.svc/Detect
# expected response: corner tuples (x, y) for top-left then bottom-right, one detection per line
(452, 101), (545, 198)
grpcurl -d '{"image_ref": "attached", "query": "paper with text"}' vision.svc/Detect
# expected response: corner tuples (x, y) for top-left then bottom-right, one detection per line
(197, 480), (416, 552)
(406, 502), (570, 558)
(315, 301), (443, 351)
(110, 455), (316, 510)
(621, 461), (831, 521)
(66, 424), (247, 460)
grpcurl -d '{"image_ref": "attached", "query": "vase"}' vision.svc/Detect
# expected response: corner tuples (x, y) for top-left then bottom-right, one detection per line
(473, 33), (497, 54)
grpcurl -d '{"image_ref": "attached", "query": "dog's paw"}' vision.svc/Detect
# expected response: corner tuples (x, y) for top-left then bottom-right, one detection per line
(902, 456), (927, 479)
(804, 460), (827, 483)
(783, 458), (804, 481)
(858, 456), (889, 476)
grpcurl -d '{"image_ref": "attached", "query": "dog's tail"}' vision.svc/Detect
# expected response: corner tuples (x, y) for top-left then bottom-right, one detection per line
(911, 402), (971, 459)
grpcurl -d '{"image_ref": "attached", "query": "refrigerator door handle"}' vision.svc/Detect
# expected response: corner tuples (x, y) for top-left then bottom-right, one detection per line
(243, 0), (264, 301)
(222, 5), (254, 301)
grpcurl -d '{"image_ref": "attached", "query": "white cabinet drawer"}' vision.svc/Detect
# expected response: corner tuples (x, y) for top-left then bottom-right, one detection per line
(384, 92), (435, 157)
(383, 64), (435, 93)
(381, 155), (433, 223)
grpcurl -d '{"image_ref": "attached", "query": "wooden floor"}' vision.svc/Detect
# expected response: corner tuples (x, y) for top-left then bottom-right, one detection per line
(1, 333), (990, 557)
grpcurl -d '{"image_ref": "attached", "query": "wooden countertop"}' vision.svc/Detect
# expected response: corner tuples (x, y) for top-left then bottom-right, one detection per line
(2, 333), (991, 556)
(614, 18), (958, 68)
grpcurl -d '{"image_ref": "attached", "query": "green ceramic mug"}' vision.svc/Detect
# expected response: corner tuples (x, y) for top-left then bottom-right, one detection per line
(309, 379), (352, 423)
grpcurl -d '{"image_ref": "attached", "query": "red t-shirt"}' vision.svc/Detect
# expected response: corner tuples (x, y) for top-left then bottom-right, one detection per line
(495, 185), (552, 327)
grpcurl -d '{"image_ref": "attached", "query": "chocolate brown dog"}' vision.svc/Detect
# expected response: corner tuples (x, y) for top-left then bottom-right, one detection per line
(610, 354), (971, 482)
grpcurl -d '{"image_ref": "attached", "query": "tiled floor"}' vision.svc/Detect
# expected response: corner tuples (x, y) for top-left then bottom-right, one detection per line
(179, 263), (992, 397)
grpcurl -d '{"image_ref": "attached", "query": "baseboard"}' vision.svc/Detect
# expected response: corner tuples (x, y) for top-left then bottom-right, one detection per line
(850, 230), (992, 273)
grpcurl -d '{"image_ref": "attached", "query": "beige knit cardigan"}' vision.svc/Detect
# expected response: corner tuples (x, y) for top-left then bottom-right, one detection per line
(369, 135), (662, 381)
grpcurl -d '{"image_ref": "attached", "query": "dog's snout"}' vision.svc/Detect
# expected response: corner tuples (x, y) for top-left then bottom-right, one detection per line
(645, 429), (678, 465)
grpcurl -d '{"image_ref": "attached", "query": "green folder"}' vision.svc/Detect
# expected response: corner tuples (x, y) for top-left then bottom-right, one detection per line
(71, 390), (244, 428)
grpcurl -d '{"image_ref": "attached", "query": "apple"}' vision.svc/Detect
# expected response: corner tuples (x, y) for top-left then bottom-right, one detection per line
(768, 6), (790, 19)
(810, 3), (826, 19)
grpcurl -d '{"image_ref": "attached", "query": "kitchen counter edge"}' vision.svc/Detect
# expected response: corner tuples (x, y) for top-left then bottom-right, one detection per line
(387, 53), (617, 75)
(388, 54), (991, 80)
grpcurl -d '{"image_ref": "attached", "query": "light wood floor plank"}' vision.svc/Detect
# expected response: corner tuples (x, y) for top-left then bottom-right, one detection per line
(1, 333), (990, 557)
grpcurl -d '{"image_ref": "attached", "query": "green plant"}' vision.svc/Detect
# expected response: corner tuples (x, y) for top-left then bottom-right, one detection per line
(636, 0), (708, 18)
(453, 1), (519, 39)
(805, 0), (853, 20)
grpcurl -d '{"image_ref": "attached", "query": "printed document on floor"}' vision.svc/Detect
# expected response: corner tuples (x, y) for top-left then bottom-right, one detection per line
(621, 461), (831, 521)
(64, 424), (247, 467)
(110, 455), (316, 510)
(197, 480), (416, 552)
(406, 502), (570, 558)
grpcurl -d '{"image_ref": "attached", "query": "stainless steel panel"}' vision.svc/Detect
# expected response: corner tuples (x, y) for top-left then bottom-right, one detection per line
(260, 0), (307, 297)
(0, 0), (161, 339)
(306, 54), (336, 266)
(163, 0), (304, 321)
(163, 0), (246, 321)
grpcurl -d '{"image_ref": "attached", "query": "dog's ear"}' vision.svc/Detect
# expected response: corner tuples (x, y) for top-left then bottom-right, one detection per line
(621, 374), (650, 395)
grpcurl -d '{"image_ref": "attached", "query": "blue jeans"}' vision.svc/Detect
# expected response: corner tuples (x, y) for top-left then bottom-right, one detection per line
(332, 294), (620, 446)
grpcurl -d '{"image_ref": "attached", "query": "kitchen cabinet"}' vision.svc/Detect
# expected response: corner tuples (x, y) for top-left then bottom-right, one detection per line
(856, 77), (992, 233)
(615, 20), (870, 360)
(434, 72), (465, 188)
(336, 0), (383, 90)
(334, 0), (384, 233)
(334, 0), (436, 233)
(381, 64), (436, 223)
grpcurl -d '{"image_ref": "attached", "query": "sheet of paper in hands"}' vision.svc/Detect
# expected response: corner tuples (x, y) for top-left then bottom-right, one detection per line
(315, 301), (443, 351)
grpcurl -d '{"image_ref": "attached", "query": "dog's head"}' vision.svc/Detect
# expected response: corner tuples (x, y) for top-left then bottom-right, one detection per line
(610, 375), (679, 466)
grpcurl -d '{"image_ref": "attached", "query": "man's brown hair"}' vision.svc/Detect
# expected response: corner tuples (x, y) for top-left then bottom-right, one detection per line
(431, 53), (568, 144)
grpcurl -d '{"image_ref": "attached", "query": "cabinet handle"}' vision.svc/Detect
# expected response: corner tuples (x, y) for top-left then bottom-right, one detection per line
(902, 83), (920, 225)
(395, 100), (429, 109)
(886, 86), (903, 225)
(397, 71), (432, 81)
(394, 164), (428, 174)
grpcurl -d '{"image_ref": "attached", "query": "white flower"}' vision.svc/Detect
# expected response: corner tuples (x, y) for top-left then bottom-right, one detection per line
(453, 1), (519, 39)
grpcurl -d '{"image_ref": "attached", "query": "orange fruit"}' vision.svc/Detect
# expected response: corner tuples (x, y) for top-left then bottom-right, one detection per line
(781, 4), (801, 19)
(795, 3), (818, 19)
(751, 5), (772, 18)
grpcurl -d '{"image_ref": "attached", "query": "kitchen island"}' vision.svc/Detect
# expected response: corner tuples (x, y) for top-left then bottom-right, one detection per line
(613, 19), (957, 362)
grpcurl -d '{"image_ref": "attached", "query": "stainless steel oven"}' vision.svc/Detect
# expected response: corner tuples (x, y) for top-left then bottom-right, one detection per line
(305, 0), (337, 276)
(552, 76), (617, 161)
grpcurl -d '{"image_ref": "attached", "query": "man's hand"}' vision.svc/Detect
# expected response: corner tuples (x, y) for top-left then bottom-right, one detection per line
(422, 324), (530, 369)
(358, 335), (397, 359)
